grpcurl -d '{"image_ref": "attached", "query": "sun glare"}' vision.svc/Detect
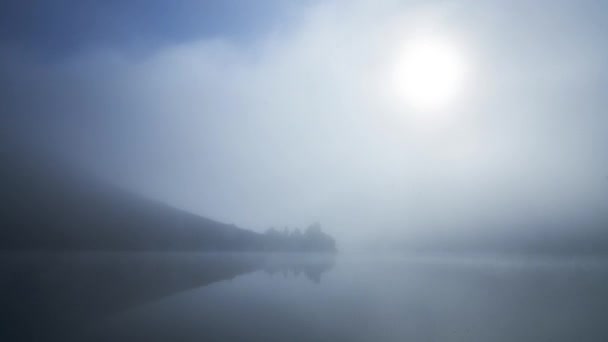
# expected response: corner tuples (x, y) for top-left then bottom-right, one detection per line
(390, 35), (470, 111)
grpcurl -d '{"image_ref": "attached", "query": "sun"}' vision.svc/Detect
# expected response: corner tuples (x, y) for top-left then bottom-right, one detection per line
(389, 35), (470, 111)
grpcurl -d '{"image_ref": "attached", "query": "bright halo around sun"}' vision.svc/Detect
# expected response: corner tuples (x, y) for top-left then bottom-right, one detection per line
(389, 35), (470, 112)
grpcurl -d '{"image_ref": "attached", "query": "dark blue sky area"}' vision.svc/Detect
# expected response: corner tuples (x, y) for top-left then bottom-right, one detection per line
(0, 0), (307, 59)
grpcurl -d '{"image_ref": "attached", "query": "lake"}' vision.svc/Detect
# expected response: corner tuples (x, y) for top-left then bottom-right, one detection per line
(2, 252), (608, 341)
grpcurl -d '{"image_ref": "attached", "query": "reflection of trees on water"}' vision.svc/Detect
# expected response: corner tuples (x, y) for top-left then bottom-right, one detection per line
(0, 252), (336, 341)
(262, 255), (335, 283)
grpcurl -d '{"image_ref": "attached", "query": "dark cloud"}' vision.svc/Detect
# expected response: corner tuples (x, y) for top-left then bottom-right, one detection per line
(0, 0), (305, 59)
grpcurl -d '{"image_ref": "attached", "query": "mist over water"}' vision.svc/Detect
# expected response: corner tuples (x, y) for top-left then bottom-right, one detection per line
(3, 252), (608, 342)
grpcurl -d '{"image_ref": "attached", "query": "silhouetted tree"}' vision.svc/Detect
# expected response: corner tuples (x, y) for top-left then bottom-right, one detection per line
(262, 222), (336, 252)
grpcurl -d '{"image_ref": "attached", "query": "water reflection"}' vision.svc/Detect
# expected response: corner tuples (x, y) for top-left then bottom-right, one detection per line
(0, 252), (334, 342)
(3, 254), (608, 342)
(88, 255), (608, 342)
(263, 254), (335, 283)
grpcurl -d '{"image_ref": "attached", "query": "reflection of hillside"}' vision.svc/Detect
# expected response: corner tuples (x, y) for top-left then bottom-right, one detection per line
(0, 253), (261, 342)
(0, 252), (337, 342)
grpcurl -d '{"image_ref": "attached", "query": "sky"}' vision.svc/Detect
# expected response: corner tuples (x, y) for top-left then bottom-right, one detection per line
(2, 0), (608, 248)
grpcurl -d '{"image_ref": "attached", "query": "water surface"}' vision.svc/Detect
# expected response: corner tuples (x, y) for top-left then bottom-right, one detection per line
(2, 253), (607, 341)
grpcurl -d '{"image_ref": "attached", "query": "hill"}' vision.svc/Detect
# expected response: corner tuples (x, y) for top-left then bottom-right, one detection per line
(0, 145), (335, 252)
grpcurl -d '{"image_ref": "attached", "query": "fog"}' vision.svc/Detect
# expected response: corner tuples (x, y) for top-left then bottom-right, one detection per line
(2, 0), (608, 249)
